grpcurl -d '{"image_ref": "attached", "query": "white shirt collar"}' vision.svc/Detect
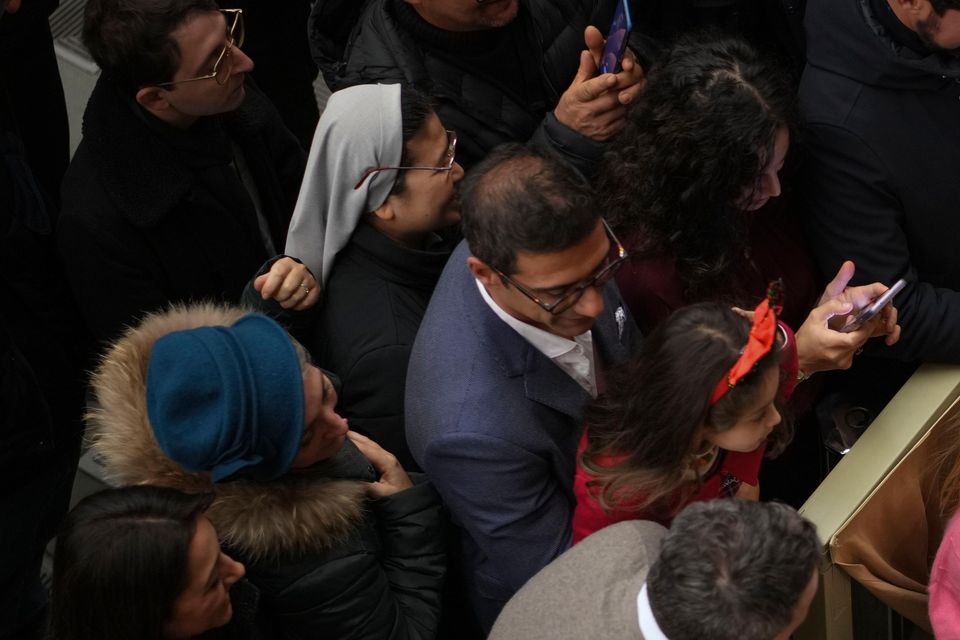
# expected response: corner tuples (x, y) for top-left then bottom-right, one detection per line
(475, 279), (597, 397)
(637, 582), (670, 640)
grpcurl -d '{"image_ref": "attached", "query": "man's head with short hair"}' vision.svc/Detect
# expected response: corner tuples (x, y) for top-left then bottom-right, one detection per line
(83, 0), (218, 94)
(647, 500), (820, 640)
(84, 0), (253, 128)
(462, 144), (612, 339)
(461, 144), (597, 276)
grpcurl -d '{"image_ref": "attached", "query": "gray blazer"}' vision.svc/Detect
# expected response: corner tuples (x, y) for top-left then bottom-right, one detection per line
(405, 240), (641, 630)
(490, 520), (668, 640)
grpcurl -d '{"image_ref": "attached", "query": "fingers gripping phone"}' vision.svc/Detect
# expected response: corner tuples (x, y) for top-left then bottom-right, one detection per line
(599, 0), (633, 74)
(839, 278), (907, 333)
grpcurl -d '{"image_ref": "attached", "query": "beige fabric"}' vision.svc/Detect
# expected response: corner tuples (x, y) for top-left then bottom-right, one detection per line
(830, 408), (960, 632)
(489, 520), (667, 640)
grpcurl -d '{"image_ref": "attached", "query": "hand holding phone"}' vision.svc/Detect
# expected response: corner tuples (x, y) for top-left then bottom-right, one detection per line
(599, 0), (633, 74)
(839, 279), (906, 333)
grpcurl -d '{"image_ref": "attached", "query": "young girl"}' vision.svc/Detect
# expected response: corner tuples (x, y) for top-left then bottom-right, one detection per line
(573, 295), (794, 542)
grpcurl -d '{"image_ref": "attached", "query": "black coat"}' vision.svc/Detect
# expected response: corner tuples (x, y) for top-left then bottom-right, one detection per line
(58, 77), (305, 346)
(315, 0), (616, 175)
(313, 223), (454, 470)
(799, 0), (960, 362)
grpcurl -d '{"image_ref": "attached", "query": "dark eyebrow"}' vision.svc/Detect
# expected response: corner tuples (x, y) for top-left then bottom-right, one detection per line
(527, 247), (610, 294)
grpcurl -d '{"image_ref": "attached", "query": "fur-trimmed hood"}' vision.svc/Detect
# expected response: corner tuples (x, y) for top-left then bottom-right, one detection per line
(87, 302), (368, 561)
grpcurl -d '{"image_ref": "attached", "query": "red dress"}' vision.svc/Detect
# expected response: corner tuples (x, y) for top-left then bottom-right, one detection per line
(572, 433), (766, 543)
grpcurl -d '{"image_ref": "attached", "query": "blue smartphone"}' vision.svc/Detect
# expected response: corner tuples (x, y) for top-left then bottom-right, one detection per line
(599, 0), (633, 75)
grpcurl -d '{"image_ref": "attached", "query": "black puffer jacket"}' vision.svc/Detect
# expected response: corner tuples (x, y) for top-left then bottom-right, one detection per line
(313, 223), (455, 471)
(799, 0), (960, 362)
(89, 304), (446, 640)
(58, 77), (305, 347)
(312, 0), (617, 175)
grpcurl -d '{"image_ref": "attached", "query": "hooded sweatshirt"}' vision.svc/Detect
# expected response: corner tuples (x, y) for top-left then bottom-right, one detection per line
(798, 0), (960, 362)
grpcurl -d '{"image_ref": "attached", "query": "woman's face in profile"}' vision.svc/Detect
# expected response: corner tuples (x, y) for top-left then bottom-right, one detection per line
(736, 127), (790, 213)
(164, 515), (245, 639)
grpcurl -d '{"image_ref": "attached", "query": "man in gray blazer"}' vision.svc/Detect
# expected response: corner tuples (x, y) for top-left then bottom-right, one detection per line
(490, 500), (822, 640)
(405, 143), (640, 631)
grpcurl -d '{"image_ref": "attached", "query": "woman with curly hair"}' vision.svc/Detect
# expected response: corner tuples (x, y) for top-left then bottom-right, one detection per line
(601, 33), (899, 383)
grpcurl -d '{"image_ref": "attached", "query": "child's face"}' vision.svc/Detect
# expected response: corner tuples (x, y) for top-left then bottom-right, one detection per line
(703, 366), (781, 453)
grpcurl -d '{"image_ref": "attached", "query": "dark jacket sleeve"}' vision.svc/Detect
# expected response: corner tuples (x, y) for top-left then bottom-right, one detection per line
(529, 112), (608, 179)
(239, 255), (319, 345)
(801, 122), (960, 362)
(368, 477), (447, 638)
(261, 482), (446, 640)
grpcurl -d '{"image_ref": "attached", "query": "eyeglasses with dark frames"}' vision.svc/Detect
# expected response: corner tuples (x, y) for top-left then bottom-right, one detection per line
(493, 219), (629, 315)
(155, 9), (245, 88)
(354, 130), (457, 190)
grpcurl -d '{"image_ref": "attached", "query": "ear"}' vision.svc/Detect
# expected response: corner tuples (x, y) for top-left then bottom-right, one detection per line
(371, 197), (397, 222)
(467, 256), (499, 287)
(135, 86), (170, 113)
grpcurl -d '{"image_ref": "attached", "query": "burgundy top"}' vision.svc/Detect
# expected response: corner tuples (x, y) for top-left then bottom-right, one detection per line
(614, 200), (820, 335)
(572, 433), (767, 542)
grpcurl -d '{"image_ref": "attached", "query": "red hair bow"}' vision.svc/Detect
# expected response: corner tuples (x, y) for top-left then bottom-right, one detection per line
(709, 281), (784, 406)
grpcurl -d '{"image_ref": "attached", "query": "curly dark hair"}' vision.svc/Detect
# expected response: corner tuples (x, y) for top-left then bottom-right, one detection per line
(599, 33), (795, 297)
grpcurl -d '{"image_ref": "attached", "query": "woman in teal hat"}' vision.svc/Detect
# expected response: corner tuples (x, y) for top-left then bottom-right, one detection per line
(87, 302), (445, 640)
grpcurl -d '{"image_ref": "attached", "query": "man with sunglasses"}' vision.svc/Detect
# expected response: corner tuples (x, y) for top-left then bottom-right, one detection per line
(58, 0), (305, 346)
(405, 144), (640, 632)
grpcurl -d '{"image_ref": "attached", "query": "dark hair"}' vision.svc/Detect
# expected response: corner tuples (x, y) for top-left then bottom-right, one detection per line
(50, 485), (214, 640)
(390, 85), (435, 195)
(599, 33), (795, 297)
(581, 302), (790, 515)
(648, 499), (820, 640)
(459, 143), (598, 275)
(83, 0), (219, 94)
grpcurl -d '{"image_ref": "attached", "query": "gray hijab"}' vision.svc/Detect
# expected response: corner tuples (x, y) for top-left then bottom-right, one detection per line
(284, 83), (403, 286)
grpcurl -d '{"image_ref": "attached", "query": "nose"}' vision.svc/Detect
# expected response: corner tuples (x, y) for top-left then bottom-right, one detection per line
(451, 160), (465, 182)
(762, 171), (782, 199)
(231, 46), (254, 75)
(572, 284), (605, 320)
(221, 553), (245, 587)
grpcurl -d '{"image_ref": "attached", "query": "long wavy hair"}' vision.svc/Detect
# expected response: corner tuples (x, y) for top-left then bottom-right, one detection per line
(581, 302), (790, 516)
(600, 33), (796, 297)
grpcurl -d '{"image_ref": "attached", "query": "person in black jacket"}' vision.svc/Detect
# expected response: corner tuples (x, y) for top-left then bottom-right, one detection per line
(310, 0), (646, 176)
(58, 0), (306, 348)
(799, 0), (960, 364)
(87, 304), (445, 640)
(0, 2), (87, 637)
(283, 83), (462, 470)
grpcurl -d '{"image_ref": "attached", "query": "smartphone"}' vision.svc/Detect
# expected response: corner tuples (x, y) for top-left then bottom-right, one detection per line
(599, 0), (633, 75)
(839, 278), (907, 333)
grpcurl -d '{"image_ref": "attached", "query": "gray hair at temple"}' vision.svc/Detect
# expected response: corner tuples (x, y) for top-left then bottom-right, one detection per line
(647, 499), (820, 640)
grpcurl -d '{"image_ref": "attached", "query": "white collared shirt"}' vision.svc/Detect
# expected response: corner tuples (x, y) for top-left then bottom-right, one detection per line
(476, 279), (597, 398)
(637, 582), (670, 640)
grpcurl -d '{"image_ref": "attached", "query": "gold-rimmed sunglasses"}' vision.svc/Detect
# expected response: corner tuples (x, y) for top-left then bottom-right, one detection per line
(155, 9), (245, 88)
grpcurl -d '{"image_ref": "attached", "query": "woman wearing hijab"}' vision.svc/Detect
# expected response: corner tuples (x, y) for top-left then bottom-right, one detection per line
(282, 83), (464, 470)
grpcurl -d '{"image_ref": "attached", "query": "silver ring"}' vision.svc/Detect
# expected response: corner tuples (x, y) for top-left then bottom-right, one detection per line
(300, 281), (310, 294)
